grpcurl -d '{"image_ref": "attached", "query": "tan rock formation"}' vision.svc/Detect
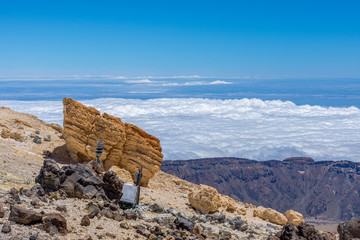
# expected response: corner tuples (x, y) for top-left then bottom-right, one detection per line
(285, 210), (304, 226)
(253, 206), (288, 226)
(188, 184), (229, 214)
(62, 98), (163, 186)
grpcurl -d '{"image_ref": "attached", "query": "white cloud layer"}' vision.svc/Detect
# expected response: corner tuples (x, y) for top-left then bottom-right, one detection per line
(1, 98), (360, 161)
(163, 80), (232, 86)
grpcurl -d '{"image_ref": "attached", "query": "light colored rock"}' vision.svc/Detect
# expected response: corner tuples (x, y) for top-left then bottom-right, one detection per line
(108, 165), (134, 183)
(253, 206), (287, 226)
(237, 208), (247, 215)
(285, 210), (304, 226)
(62, 98), (163, 186)
(220, 195), (238, 213)
(188, 184), (226, 214)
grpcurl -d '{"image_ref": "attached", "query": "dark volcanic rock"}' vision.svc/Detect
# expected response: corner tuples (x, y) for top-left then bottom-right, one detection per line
(161, 157), (360, 221)
(81, 215), (91, 226)
(8, 205), (42, 224)
(35, 159), (62, 191)
(42, 213), (67, 235)
(102, 171), (124, 200)
(174, 216), (194, 232)
(0, 203), (4, 218)
(275, 223), (335, 240)
(337, 218), (360, 240)
(1, 222), (11, 233)
(35, 159), (123, 203)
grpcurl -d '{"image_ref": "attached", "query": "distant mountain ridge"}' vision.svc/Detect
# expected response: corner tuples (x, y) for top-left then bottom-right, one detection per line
(161, 157), (360, 221)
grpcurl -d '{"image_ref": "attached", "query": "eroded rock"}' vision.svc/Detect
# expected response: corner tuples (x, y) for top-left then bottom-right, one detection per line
(8, 205), (43, 224)
(253, 206), (287, 226)
(285, 210), (304, 226)
(337, 218), (360, 240)
(42, 213), (67, 235)
(188, 184), (226, 214)
(62, 98), (163, 186)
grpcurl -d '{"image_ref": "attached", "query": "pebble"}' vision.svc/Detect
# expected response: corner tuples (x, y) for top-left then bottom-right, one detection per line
(0, 204), (4, 218)
(1, 222), (11, 233)
(120, 222), (130, 230)
(81, 215), (91, 226)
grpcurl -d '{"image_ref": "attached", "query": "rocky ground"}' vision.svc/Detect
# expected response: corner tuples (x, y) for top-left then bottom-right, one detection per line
(0, 106), (344, 240)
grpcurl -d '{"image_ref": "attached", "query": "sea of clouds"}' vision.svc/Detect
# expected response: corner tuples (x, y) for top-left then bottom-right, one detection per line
(1, 98), (360, 161)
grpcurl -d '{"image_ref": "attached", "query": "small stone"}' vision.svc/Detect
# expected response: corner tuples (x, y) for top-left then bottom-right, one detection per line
(1, 222), (11, 233)
(148, 203), (165, 213)
(30, 133), (36, 138)
(29, 233), (39, 240)
(174, 216), (194, 232)
(101, 208), (113, 219)
(35, 130), (40, 134)
(120, 222), (130, 230)
(43, 150), (51, 157)
(216, 214), (226, 223)
(9, 188), (19, 196)
(56, 204), (67, 213)
(81, 215), (90, 226)
(31, 197), (41, 206)
(42, 213), (67, 236)
(149, 225), (163, 236)
(135, 224), (151, 238)
(105, 232), (116, 239)
(0, 204), (4, 218)
(33, 135), (42, 144)
(44, 135), (51, 141)
(124, 209), (137, 220)
(96, 225), (104, 230)
(113, 211), (124, 222)
(148, 234), (157, 240)
(109, 203), (118, 211)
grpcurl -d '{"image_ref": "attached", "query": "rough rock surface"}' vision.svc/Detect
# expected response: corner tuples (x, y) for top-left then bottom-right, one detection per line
(273, 222), (336, 240)
(253, 206), (287, 226)
(285, 210), (304, 226)
(188, 184), (227, 214)
(8, 205), (43, 224)
(337, 218), (360, 240)
(42, 213), (67, 235)
(62, 98), (163, 186)
(35, 159), (123, 201)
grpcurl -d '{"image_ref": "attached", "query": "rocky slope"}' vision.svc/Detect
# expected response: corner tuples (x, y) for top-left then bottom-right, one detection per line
(161, 157), (360, 221)
(0, 105), (295, 240)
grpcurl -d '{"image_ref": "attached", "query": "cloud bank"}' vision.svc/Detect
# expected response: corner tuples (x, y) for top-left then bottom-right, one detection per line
(1, 98), (359, 161)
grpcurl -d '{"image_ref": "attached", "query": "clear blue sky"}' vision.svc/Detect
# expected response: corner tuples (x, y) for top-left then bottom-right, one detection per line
(1, 0), (359, 78)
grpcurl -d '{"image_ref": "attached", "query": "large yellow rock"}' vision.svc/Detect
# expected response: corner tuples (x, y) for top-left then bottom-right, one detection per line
(285, 210), (304, 226)
(188, 184), (226, 214)
(253, 206), (287, 225)
(62, 98), (163, 186)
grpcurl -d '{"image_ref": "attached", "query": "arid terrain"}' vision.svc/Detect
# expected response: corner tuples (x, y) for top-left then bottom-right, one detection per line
(162, 157), (360, 223)
(0, 104), (349, 239)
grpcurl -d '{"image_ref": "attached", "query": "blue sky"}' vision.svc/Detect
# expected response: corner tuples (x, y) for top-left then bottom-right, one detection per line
(1, 0), (360, 78)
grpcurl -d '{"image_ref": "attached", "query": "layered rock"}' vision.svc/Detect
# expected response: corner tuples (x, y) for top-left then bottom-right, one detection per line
(62, 98), (163, 186)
